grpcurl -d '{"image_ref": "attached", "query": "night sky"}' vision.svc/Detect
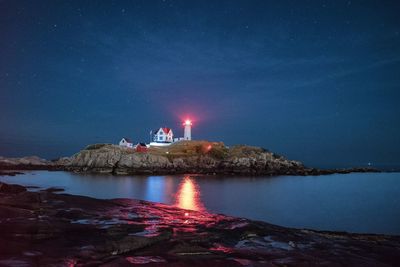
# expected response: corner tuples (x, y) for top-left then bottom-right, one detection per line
(1, 0), (399, 168)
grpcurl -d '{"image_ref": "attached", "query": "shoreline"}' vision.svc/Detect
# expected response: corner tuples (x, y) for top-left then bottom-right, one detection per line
(0, 164), (381, 177)
(0, 181), (399, 266)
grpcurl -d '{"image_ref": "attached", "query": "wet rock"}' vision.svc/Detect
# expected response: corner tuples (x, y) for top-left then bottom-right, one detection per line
(0, 170), (24, 176)
(0, 182), (398, 266)
(41, 187), (65, 193)
(125, 256), (166, 264)
(0, 183), (27, 194)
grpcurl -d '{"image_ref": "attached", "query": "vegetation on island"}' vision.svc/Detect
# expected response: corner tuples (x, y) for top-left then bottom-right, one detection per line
(83, 141), (279, 161)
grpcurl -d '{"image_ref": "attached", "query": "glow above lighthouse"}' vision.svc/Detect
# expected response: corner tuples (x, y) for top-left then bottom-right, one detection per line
(183, 119), (192, 140)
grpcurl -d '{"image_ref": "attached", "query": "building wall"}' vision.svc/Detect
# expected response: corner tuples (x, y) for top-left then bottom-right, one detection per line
(184, 125), (191, 140)
(153, 128), (173, 143)
(119, 139), (133, 147)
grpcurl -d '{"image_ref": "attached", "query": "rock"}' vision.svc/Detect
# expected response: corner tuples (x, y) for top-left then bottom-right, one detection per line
(1, 142), (381, 176)
(0, 183), (27, 194)
(0, 181), (399, 266)
(53, 157), (72, 166)
(0, 156), (55, 170)
(0, 170), (24, 176)
(61, 142), (312, 176)
(41, 187), (65, 193)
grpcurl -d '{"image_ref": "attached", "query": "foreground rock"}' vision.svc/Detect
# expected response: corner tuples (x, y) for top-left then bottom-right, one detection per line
(0, 182), (398, 266)
(60, 142), (379, 176)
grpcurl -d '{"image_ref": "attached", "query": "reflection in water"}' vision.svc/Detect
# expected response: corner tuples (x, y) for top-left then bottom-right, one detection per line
(145, 176), (166, 203)
(2, 171), (400, 234)
(175, 176), (205, 211)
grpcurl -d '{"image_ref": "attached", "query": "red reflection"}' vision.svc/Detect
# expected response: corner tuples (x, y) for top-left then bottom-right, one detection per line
(175, 176), (205, 212)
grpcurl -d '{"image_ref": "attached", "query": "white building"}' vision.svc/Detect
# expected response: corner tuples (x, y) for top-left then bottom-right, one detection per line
(150, 120), (193, 146)
(183, 120), (192, 140)
(152, 127), (173, 143)
(119, 137), (133, 148)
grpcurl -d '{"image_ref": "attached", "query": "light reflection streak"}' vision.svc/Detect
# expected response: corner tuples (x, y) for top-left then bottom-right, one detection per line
(175, 176), (205, 212)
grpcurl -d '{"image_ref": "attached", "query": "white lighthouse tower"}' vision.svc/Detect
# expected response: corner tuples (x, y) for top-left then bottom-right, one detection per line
(183, 119), (192, 140)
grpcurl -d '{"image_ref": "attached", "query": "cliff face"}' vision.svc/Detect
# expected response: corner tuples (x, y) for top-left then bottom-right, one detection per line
(61, 141), (306, 175)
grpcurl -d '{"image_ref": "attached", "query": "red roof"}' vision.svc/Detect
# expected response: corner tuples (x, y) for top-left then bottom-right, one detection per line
(162, 127), (171, 134)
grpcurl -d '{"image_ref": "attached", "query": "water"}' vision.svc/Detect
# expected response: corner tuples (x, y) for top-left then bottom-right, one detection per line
(1, 171), (399, 235)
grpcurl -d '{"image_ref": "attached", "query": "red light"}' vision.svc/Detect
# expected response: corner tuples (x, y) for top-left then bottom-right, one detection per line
(183, 119), (192, 126)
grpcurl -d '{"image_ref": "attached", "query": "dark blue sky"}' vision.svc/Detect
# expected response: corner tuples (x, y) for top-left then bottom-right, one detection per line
(1, 0), (399, 168)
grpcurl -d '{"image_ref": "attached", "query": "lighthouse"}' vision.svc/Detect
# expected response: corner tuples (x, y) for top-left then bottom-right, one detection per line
(183, 119), (192, 140)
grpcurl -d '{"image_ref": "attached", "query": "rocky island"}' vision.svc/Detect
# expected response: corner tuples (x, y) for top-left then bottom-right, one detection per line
(0, 141), (379, 176)
(1, 181), (399, 266)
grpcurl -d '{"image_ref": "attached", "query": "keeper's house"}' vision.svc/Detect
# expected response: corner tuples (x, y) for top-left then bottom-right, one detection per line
(152, 127), (173, 143)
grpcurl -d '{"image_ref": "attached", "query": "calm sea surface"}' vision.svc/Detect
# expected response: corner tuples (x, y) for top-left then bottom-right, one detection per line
(1, 171), (399, 235)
